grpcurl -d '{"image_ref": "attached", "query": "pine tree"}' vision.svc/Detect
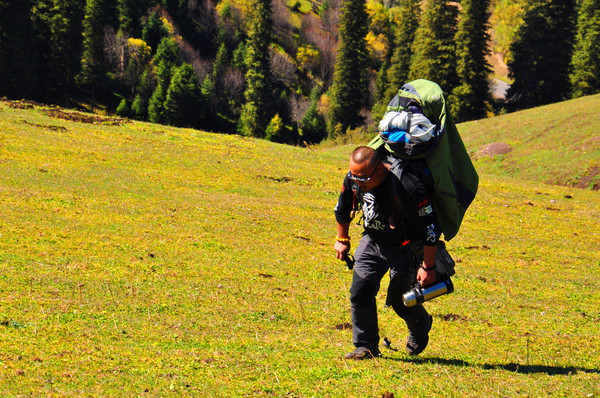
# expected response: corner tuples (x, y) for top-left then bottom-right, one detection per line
(371, 0), (422, 122)
(408, 0), (459, 95)
(570, 0), (600, 98)
(142, 11), (168, 53)
(131, 94), (145, 119)
(506, 0), (576, 110)
(164, 63), (203, 127)
(239, 0), (273, 138)
(33, 0), (86, 105)
(387, 0), (421, 95)
(116, 97), (130, 116)
(370, 64), (389, 123)
(78, 0), (107, 111)
(147, 37), (181, 123)
(327, 0), (369, 137)
(450, 0), (492, 122)
(301, 88), (327, 144)
(148, 84), (167, 123)
(131, 67), (156, 120)
(153, 37), (180, 88)
(118, 0), (149, 37)
(0, 0), (37, 99)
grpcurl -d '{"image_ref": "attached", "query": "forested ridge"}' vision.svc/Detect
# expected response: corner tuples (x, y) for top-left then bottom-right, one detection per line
(1, 0), (599, 144)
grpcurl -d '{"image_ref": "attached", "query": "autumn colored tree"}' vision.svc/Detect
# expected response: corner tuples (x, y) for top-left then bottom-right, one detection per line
(490, 0), (526, 64)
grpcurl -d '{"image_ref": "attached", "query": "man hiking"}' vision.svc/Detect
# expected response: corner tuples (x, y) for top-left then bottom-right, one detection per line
(334, 146), (441, 359)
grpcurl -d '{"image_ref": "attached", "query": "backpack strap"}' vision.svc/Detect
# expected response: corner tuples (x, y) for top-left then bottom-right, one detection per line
(386, 155), (407, 213)
(350, 183), (358, 220)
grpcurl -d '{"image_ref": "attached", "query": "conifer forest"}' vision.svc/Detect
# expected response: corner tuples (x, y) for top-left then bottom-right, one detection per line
(1, 0), (599, 144)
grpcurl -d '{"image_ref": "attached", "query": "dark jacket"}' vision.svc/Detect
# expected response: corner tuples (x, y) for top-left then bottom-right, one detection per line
(334, 160), (441, 247)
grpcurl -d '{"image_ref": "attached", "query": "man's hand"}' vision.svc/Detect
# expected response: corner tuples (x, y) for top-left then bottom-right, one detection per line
(335, 222), (351, 260)
(417, 244), (438, 286)
(334, 240), (351, 260)
(417, 266), (436, 287)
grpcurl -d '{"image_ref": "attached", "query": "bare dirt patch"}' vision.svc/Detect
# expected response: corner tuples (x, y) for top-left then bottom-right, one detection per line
(574, 166), (600, 190)
(2, 98), (130, 126)
(21, 120), (68, 132)
(480, 142), (512, 157)
(1, 99), (44, 109)
(439, 313), (468, 322)
(334, 321), (352, 330)
(43, 108), (129, 126)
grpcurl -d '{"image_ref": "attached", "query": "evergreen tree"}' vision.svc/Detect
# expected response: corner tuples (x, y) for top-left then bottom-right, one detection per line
(142, 11), (168, 53)
(131, 94), (146, 119)
(370, 63), (389, 122)
(409, 0), (459, 95)
(371, 0), (422, 123)
(301, 88), (327, 143)
(148, 84), (167, 123)
(147, 37), (181, 123)
(131, 67), (156, 120)
(387, 0), (421, 94)
(164, 63), (203, 127)
(33, 0), (86, 105)
(116, 97), (130, 116)
(205, 42), (228, 124)
(103, 0), (120, 31)
(450, 0), (492, 122)
(0, 0), (37, 99)
(327, 0), (369, 137)
(118, 0), (149, 37)
(570, 0), (600, 98)
(153, 37), (180, 87)
(301, 101), (327, 144)
(506, 0), (576, 110)
(78, 0), (108, 111)
(239, 0), (273, 138)
(161, 0), (187, 21)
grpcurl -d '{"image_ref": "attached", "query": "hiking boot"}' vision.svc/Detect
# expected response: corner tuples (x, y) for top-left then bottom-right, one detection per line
(406, 314), (433, 356)
(344, 346), (381, 360)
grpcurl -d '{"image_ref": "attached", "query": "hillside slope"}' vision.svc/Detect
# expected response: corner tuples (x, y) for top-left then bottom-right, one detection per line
(458, 93), (600, 189)
(1, 100), (599, 396)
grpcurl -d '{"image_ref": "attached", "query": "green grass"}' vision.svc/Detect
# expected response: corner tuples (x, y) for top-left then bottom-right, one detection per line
(0, 99), (599, 397)
(460, 93), (600, 188)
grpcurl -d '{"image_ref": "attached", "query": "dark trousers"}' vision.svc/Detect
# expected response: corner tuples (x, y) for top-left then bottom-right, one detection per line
(350, 234), (431, 351)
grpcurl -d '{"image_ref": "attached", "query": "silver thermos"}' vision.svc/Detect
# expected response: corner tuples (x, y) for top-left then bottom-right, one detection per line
(402, 277), (454, 307)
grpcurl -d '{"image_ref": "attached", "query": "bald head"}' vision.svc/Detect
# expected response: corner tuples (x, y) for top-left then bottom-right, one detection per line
(347, 146), (386, 190)
(351, 146), (379, 169)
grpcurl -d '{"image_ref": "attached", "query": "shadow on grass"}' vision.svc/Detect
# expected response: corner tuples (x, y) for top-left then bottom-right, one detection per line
(397, 356), (600, 375)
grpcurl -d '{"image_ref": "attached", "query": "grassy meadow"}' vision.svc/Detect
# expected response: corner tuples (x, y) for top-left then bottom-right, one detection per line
(0, 98), (599, 397)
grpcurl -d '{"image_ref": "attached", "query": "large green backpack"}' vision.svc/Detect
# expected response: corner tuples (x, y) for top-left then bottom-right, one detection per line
(369, 79), (478, 241)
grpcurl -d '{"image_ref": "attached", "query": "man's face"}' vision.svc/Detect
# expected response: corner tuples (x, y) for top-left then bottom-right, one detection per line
(348, 159), (385, 192)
